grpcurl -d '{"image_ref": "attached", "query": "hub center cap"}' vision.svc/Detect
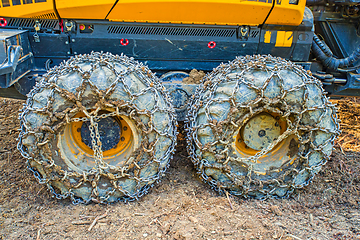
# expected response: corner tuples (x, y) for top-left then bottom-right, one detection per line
(81, 117), (122, 151)
(242, 113), (281, 151)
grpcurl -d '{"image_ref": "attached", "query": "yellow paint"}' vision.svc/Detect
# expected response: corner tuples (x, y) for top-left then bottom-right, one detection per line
(235, 111), (287, 157)
(275, 31), (293, 47)
(265, 0), (306, 26)
(0, 1), (57, 19)
(254, 171), (267, 176)
(107, 0), (304, 26)
(235, 140), (259, 155)
(56, 0), (115, 19)
(0, 0), (306, 26)
(108, 0), (272, 26)
(70, 111), (132, 158)
(264, 31), (272, 44)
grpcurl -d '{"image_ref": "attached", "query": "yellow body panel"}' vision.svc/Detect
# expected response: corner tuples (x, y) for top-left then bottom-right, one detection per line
(107, 0), (273, 26)
(107, 0), (305, 26)
(0, 1), (56, 19)
(0, 0), (306, 26)
(275, 31), (294, 47)
(55, 0), (115, 19)
(266, 0), (306, 25)
(264, 31), (272, 43)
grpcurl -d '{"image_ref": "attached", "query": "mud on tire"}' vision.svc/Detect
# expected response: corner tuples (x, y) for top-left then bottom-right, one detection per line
(18, 52), (177, 204)
(185, 55), (340, 199)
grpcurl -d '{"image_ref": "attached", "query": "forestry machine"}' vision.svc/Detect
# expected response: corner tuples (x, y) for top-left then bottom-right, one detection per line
(0, 0), (357, 203)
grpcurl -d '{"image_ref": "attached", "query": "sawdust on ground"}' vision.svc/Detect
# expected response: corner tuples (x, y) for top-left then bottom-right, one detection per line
(0, 97), (359, 240)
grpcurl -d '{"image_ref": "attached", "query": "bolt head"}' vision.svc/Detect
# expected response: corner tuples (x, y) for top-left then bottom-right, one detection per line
(258, 130), (266, 137)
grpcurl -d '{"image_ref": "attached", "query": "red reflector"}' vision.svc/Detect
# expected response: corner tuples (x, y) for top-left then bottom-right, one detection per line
(120, 39), (129, 46)
(0, 18), (8, 27)
(208, 41), (216, 49)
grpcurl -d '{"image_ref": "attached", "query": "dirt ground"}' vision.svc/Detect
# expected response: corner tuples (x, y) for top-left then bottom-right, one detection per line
(0, 97), (359, 240)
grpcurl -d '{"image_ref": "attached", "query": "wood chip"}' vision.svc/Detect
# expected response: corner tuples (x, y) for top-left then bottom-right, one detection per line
(88, 209), (109, 232)
(116, 222), (126, 232)
(188, 216), (198, 223)
(197, 225), (207, 233)
(72, 220), (92, 225)
(154, 196), (161, 206)
(134, 212), (146, 216)
(225, 190), (234, 210)
(153, 206), (179, 219)
(269, 205), (282, 216)
(286, 234), (303, 240)
(36, 229), (41, 240)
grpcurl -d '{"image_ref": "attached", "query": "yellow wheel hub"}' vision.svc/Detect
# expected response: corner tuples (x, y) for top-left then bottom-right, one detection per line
(235, 112), (287, 155)
(70, 111), (132, 158)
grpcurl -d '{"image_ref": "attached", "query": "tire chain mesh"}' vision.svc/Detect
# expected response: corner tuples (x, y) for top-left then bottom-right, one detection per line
(185, 55), (340, 199)
(18, 52), (177, 204)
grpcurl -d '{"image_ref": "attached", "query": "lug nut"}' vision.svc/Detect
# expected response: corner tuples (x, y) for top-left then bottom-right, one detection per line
(258, 130), (266, 137)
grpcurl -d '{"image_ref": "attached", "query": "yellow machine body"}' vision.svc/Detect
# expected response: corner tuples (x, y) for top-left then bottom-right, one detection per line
(0, 0), (306, 26)
(0, 0), (57, 19)
(106, 0), (306, 26)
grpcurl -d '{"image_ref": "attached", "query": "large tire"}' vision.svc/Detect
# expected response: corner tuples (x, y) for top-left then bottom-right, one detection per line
(18, 52), (177, 203)
(185, 55), (339, 199)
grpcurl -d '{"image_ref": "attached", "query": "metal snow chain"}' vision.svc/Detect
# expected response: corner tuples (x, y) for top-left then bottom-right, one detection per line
(88, 116), (108, 169)
(33, 20), (41, 42)
(18, 52), (178, 204)
(185, 55), (340, 198)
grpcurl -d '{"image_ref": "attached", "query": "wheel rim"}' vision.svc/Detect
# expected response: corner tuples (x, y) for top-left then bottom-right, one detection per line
(70, 111), (133, 157)
(233, 111), (298, 175)
(58, 110), (140, 173)
(235, 112), (287, 155)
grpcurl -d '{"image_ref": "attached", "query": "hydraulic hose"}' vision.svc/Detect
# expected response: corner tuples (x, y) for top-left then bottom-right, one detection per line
(313, 34), (334, 57)
(312, 34), (360, 70)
